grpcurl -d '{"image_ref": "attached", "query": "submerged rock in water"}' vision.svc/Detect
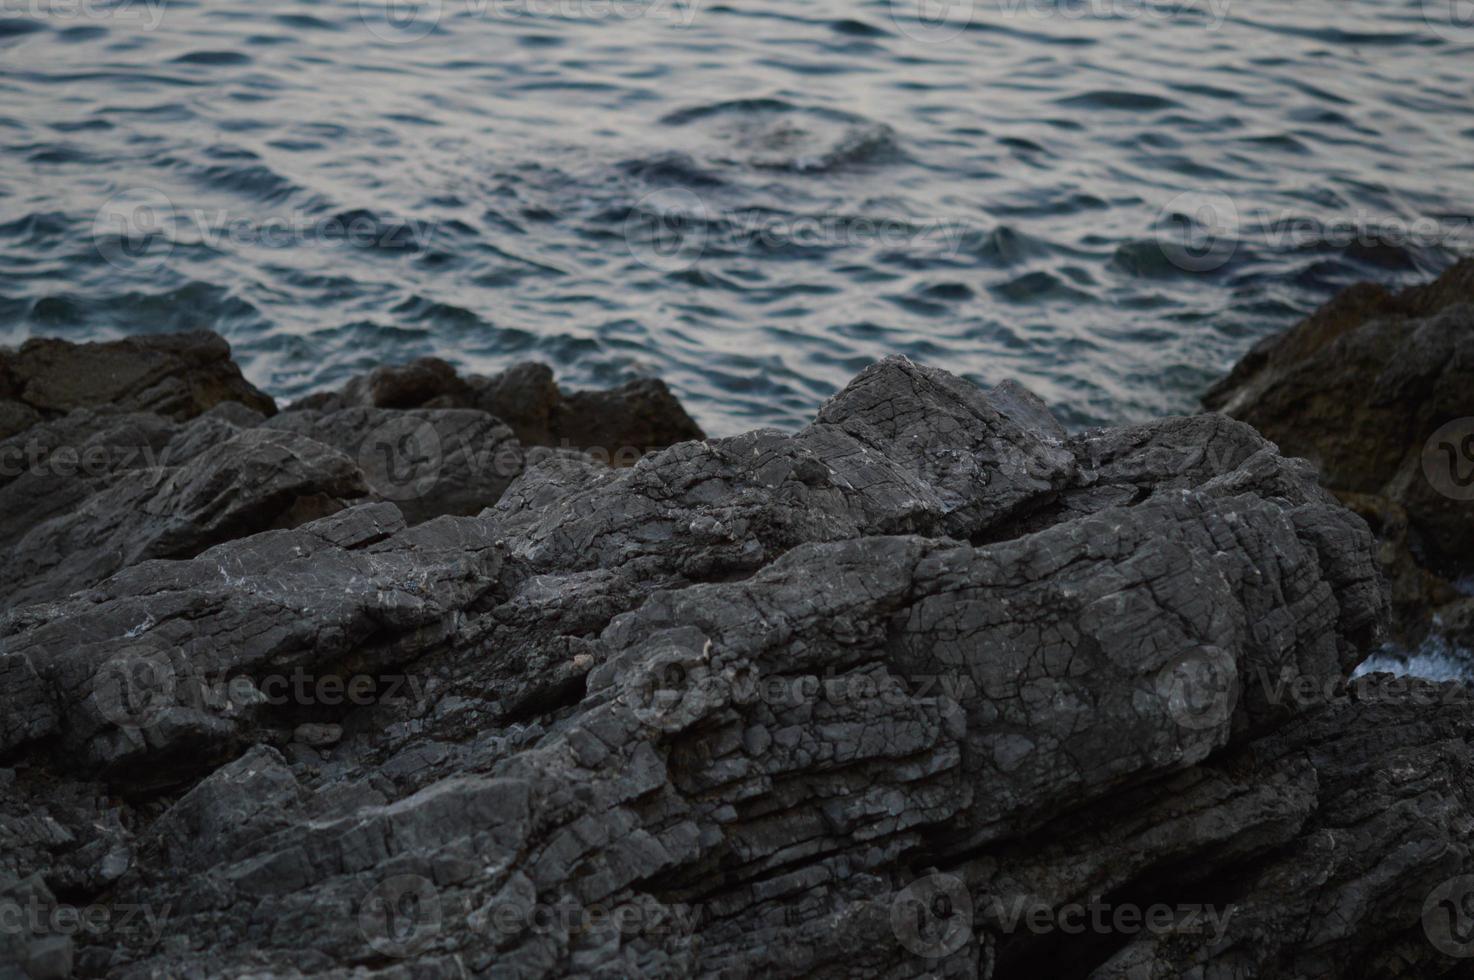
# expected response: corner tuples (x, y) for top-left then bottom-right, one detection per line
(2, 334), (1471, 980)
(1205, 257), (1474, 653)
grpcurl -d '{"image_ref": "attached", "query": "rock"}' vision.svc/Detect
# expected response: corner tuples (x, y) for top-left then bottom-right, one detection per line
(1, 502), (499, 784)
(292, 724), (343, 748)
(1204, 257), (1474, 648)
(0, 336), (713, 615)
(6, 348), (1462, 980)
(20, 936), (73, 979)
(264, 407), (524, 525)
(493, 355), (1077, 584)
(0, 422), (373, 608)
(290, 356), (706, 459)
(0, 331), (275, 439)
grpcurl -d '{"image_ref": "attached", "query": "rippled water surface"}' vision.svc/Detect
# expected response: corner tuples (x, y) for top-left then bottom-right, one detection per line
(3, 0), (1472, 433)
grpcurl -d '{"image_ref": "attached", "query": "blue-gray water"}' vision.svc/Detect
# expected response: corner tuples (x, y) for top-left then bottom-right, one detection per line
(2, 0), (1472, 435)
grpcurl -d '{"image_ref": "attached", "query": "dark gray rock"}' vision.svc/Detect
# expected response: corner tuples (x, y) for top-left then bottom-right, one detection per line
(1, 502), (499, 782)
(0, 423), (372, 609)
(291, 356), (706, 458)
(3, 349), (1466, 980)
(264, 407), (525, 525)
(493, 356), (1076, 585)
(0, 331), (275, 440)
(1204, 258), (1474, 650)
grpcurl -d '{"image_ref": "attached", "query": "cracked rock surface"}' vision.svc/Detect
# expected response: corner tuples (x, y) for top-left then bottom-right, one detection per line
(2, 336), (1469, 980)
(1205, 257), (1474, 655)
(0, 335), (701, 611)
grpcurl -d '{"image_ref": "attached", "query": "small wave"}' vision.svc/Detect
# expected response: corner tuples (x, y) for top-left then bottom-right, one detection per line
(989, 270), (1093, 304)
(323, 209), (433, 254)
(172, 50), (253, 66)
(25, 144), (101, 165)
(24, 282), (264, 335)
(659, 98), (803, 126)
(0, 0), (1468, 439)
(390, 295), (490, 331)
(830, 19), (888, 37)
(0, 19), (47, 39)
(618, 152), (727, 188)
(753, 123), (901, 173)
(56, 26), (107, 42)
(1239, 132), (1311, 155)
(0, 212), (72, 246)
(274, 14), (339, 30)
(1056, 90), (1181, 112)
(960, 226), (1054, 267)
(1111, 239), (1240, 279)
(1355, 636), (1474, 683)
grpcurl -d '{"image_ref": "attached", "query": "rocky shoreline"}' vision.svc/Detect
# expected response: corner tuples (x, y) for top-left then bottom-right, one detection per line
(1, 263), (1472, 978)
